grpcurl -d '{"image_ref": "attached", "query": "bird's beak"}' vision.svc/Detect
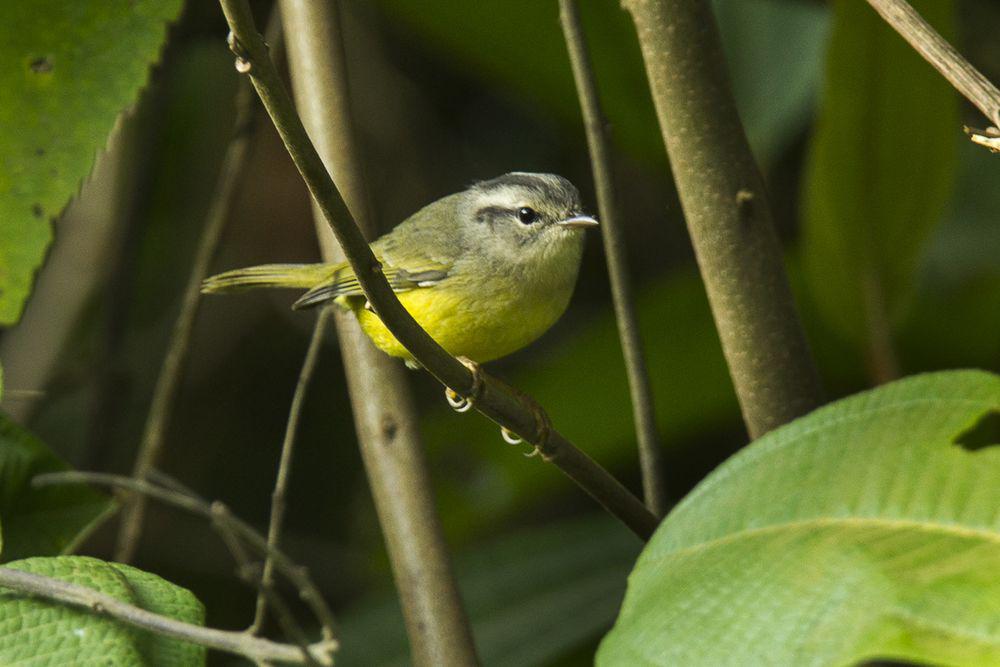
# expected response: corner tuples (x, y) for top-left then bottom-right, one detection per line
(558, 214), (599, 229)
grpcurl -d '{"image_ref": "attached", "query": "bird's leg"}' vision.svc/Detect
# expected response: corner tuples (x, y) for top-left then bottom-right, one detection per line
(445, 356), (484, 413)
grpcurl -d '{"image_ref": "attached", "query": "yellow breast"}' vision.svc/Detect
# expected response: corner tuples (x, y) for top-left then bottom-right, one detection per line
(349, 282), (572, 364)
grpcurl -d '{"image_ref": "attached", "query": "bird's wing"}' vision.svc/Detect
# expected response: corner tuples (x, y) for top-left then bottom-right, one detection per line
(293, 195), (462, 310)
(291, 256), (450, 310)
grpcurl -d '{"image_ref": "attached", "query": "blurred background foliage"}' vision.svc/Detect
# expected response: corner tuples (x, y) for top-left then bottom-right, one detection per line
(0, 0), (998, 664)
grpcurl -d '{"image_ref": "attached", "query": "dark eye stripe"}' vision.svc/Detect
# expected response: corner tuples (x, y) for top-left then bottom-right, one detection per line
(475, 206), (508, 224)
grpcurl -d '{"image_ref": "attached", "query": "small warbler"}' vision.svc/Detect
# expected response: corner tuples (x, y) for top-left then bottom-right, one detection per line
(202, 172), (598, 366)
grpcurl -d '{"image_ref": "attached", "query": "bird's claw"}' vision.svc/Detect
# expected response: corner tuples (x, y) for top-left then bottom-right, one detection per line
(499, 398), (551, 459)
(446, 388), (473, 413)
(444, 356), (483, 414)
(501, 427), (523, 445)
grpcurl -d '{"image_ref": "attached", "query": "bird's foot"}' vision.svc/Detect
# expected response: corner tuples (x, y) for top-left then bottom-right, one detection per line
(500, 395), (552, 459)
(445, 356), (483, 413)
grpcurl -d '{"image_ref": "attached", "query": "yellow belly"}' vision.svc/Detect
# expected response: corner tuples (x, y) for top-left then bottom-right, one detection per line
(348, 284), (570, 364)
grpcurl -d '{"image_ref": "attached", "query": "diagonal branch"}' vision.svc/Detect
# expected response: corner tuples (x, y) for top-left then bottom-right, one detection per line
(864, 0), (1000, 134)
(217, 0), (658, 541)
(559, 0), (668, 516)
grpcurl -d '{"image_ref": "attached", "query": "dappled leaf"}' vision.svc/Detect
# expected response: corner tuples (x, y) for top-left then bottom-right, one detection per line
(0, 556), (204, 665)
(598, 370), (1000, 666)
(801, 0), (958, 345)
(0, 0), (183, 324)
(0, 414), (113, 561)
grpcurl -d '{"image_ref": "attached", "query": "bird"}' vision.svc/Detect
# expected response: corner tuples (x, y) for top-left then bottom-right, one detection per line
(201, 172), (598, 368)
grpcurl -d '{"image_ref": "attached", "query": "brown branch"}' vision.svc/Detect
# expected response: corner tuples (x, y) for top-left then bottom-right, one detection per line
(864, 0), (1000, 132)
(0, 567), (337, 665)
(622, 0), (824, 438)
(114, 15), (279, 562)
(218, 0), (658, 541)
(33, 471), (337, 643)
(559, 0), (668, 516)
(274, 1), (478, 663)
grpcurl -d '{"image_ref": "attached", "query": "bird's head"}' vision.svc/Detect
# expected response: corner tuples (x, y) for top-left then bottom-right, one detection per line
(459, 172), (598, 264)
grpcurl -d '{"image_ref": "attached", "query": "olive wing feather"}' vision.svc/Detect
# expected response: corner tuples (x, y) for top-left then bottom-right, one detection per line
(291, 262), (449, 309)
(291, 193), (461, 310)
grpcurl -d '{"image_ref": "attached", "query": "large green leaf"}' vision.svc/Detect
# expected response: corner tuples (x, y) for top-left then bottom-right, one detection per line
(801, 0), (958, 345)
(0, 555), (205, 665)
(0, 0), (183, 325)
(339, 515), (641, 666)
(598, 370), (1000, 666)
(0, 414), (113, 561)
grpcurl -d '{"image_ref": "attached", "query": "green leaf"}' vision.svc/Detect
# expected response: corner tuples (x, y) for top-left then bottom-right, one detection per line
(339, 515), (641, 666)
(598, 370), (1000, 666)
(0, 0), (183, 325)
(0, 555), (205, 666)
(0, 414), (113, 562)
(801, 0), (958, 345)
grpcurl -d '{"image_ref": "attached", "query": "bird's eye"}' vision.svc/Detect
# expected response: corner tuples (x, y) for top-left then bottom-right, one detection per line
(517, 207), (538, 224)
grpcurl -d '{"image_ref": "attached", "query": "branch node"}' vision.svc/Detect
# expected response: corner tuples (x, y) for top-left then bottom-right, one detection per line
(965, 125), (1000, 153)
(227, 31), (253, 73)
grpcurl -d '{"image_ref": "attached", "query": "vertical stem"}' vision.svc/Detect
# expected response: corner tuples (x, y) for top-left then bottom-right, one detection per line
(622, 0), (824, 439)
(251, 308), (331, 635)
(275, 1), (479, 664)
(558, 0), (667, 516)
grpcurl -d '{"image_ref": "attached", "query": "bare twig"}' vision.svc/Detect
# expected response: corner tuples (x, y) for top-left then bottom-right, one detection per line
(209, 500), (317, 666)
(865, 0), (1000, 133)
(622, 0), (823, 438)
(0, 567), (337, 665)
(34, 471), (337, 643)
(219, 0), (658, 541)
(559, 0), (668, 516)
(251, 307), (330, 634)
(274, 1), (478, 663)
(114, 15), (282, 562)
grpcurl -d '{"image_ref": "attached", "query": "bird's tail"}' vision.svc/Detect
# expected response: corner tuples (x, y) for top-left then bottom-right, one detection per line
(201, 263), (334, 294)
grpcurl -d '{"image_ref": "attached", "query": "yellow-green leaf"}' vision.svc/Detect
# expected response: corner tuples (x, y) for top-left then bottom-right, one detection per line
(598, 370), (1000, 666)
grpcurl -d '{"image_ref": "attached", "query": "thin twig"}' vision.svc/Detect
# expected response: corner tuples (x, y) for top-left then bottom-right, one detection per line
(114, 15), (279, 562)
(274, 1), (479, 663)
(34, 471), (337, 642)
(865, 0), (1000, 132)
(143, 468), (316, 662)
(622, 0), (823, 438)
(210, 502), (317, 666)
(0, 567), (336, 665)
(559, 0), (668, 516)
(219, 0), (658, 541)
(251, 307), (330, 634)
